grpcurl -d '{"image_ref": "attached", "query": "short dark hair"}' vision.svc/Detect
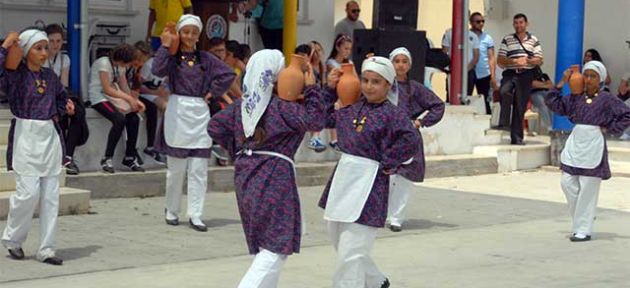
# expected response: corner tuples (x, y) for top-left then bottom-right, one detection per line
(111, 43), (137, 63)
(235, 44), (251, 61)
(513, 13), (528, 22)
(225, 40), (240, 54)
(294, 44), (312, 56)
(45, 24), (65, 38)
(470, 12), (482, 22)
(208, 37), (225, 48)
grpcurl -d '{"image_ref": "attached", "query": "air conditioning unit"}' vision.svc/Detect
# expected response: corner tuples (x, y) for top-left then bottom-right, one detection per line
(484, 0), (508, 20)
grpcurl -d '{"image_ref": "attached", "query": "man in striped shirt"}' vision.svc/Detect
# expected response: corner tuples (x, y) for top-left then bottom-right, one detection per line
(497, 13), (543, 145)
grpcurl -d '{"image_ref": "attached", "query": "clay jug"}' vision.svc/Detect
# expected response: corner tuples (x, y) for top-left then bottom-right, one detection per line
(568, 64), (584, 95)
(5, 32), (23, 70)
(164, 22), (179, 55)
(277, 54), (306, 101)
(337, 63), (361, 106)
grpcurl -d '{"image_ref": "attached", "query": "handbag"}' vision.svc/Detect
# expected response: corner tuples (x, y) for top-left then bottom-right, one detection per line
(513, 33), (543, 78)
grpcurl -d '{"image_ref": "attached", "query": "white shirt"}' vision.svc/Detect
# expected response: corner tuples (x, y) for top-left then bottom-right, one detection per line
(88, 57), (126, 105)
(139, 57), (167, 89)
(441, 28), (480, 65)
(42, 53), (70, 78)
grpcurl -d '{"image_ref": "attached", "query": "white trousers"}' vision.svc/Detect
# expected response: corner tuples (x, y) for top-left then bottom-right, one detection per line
(165, 156), (208, 221)
(387, 175), (414, 227)
(238, 248), (288, 288)
(327, 221), (386, 288)
(1, 174), (59, 260)
(560, 172), (602, 236)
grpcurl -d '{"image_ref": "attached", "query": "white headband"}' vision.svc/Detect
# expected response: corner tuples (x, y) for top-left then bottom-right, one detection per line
(361, 56), (396, 84)
(176, 14), (203, 32)
(583, 60), (607, 85)
(19, 29), (48, 58)
(389, 47), (412, 65)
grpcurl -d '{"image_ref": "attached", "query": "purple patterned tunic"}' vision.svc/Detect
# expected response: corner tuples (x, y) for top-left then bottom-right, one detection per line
(208, 86), (326, 255)
(152, 46), (235, 158)
(545, 88), (630, 180)
(318, 89), (420, 227)
(0, 47), (67, 170)
(395, 80), (445, 182)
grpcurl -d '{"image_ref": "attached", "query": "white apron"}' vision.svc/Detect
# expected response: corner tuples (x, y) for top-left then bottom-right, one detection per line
(12, 118), (63, 177)
(238, 149), (306, 235)
(164, 94), (212, 149)
(324, 153), (380, 222)
(561, 124), (605, 169)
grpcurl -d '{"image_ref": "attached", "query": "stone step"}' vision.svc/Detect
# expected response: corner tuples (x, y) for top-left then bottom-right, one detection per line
(473, 141), (550, 173)
(0, 170), (67, 192)
(608, 146), (630, 163)
(541, 160), (630, 178)
(66, 155), (498, 199)
(0, 122), (9, 145)
(0, 187), (91, 220)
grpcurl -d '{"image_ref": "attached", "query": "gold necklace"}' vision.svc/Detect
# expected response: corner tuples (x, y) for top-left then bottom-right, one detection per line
(585, 92), (598, 104)
(180, 54), (196, 67)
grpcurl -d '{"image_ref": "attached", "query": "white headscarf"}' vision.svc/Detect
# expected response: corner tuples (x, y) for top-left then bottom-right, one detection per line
(176, 14), (203, 32)
(389, 47), (412, 65)
(19, 29), (48, 58)
(583, 60), (607, 85)
(241, 50), (286, 138)
(361, 56), (398, 105)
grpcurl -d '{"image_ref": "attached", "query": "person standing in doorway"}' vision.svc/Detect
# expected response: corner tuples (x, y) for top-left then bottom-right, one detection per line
(470, 12), (497, 115)
(334, 1), (366, 40)
(497, 13), (543, 145)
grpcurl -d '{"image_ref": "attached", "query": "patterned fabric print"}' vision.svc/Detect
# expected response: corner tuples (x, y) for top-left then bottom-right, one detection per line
(0, 48), (67, 171)
(545, 89), (630, 180)
(152, 46), (235, 158)
(395, 80), (445, 182)
(208, 86), (326, 255)
(318, 91), (420, 227)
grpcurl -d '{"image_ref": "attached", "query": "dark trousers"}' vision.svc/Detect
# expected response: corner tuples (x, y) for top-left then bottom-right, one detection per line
(499, 69), (535, 143)
(474, 75), (492, 114)
(139, 97), (158, 147)
(92, 101), (140, 158)
(59, 98), (87, 158)
(259, 26), (283, 50)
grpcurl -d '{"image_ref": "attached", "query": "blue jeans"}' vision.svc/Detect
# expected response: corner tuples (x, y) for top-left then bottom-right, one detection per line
(530, 90), (553, 132)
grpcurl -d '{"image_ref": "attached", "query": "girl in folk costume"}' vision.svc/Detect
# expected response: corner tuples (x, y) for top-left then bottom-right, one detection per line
(319, 56), (420, 288)
(546, 61), (630, 242)
(386, 47), (445, 232)
(208, 50), (326, 288)
(0, 29), (74, 265)
(152, 14), (235, 232)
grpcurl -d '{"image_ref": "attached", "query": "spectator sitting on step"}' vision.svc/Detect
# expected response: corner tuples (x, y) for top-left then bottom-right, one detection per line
(529, 72), (554, 134)
(208, 37), (227, 61)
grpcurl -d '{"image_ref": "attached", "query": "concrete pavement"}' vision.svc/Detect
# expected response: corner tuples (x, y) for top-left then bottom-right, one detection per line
(2, 171), (630, 287)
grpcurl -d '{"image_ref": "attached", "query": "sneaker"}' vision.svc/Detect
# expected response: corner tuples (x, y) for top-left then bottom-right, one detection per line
(100, 157), (115, 174)
(122, 157), (145, 172)
(133, 150), (144, 166)
(329, 141), (341, 153)
(308, 137), (327, 153)
(144, 147), (166, 165)
(63, 156), (80, 175)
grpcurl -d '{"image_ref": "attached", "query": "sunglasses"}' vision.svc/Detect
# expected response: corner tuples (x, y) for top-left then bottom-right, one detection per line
(474, 20), (485, 24)
(351, 9), (361, 13)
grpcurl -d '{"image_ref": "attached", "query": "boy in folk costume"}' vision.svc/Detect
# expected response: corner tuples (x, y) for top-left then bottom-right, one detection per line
(152, 14), (235, 232)
(546, 61), (630, 242)
(208, 50), (325, 287)
(1, 29), (74, 265)
(319, 56), (420, 288)
(387, 47), (445, 232)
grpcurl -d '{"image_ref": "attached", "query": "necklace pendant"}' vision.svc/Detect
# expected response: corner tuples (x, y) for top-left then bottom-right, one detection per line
(355, 124), (364, 133)
(37, 86), (45, 94)
(586, 98), (593, 104)
(187, 60), (195, 67)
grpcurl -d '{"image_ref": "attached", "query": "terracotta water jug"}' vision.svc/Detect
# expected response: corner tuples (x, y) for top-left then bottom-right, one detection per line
(5, 32), (23, 70)
(277, 54), (306, 101)
(337, 63), (361, 106)
(568, 64), (584, 95)
(164, 22), (179, 55)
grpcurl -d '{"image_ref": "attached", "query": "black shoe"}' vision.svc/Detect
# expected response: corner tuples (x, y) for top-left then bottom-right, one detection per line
(389, 225), (402, 232)
(511, 140), (526, 145)
(189, 219), (208, 232)
(100, 157), (115, 174)
(144, 147), (166, 165)
(381, 278), (390, 288)
(165, 218), (179, 226)
(64, 157), (80, 175)
(8, 248), (24, 260)
(492, 125), (510, 131)
(122, 157), (145, 172)
(570, 234), (591, 242)
(43, 256), (63, 265)
(134, 150), (145, 166)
